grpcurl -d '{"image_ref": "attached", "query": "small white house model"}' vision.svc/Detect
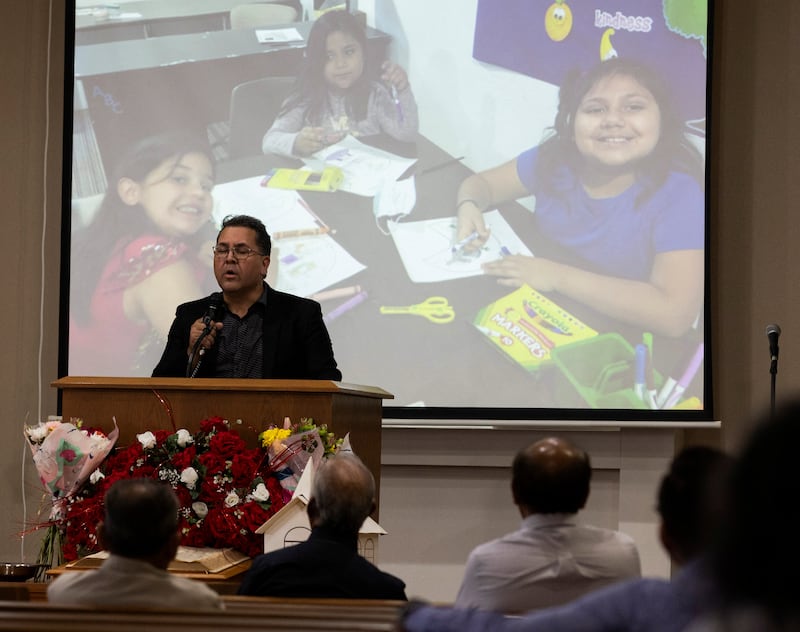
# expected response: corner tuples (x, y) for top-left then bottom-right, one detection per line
(255, 459), (387, 564)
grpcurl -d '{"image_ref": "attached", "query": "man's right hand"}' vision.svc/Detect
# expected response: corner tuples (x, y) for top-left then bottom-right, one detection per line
(187, 318), (223, 357)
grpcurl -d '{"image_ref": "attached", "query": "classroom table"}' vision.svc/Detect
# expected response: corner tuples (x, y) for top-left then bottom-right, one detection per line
(75, 0), (240, 44)
(73, 23), (390, 185)
(214, 136), (706, 416)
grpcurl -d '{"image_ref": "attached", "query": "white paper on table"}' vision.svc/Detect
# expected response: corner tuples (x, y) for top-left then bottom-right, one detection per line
(388, 209), (533, 283)
(213, 177), (322, 232)
(255, 28), (304, 44)
(212, 177), (365, 297)
(305, 136), (417, 197)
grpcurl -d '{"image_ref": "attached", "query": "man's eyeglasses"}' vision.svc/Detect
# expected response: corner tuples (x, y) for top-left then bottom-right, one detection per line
(212, 245), (265, 259)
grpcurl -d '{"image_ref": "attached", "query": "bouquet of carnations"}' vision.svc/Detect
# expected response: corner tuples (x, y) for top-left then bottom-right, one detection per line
(24, 418), (119, 577)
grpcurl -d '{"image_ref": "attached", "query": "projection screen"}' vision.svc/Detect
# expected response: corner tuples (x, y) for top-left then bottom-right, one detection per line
(65, 0), (712, 420)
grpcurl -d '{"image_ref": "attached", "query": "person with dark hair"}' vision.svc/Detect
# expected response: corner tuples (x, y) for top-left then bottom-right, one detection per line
(262, 9), (418, 157)
(688, 400), (800, 632)
(456, 57), (705, 337)
(152, 213), (341, 379)
(400, 445), (731, 632)
(47, 479), (222, 609)
(453, 437), (640, 613)
(70, 131), (218, 376)
(237, 453), (406, 599)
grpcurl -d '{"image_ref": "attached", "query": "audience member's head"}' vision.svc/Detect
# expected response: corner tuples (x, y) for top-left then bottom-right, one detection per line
(656, 445), (732, 566)
(99, 478), (181, 569)
(710, 398), (800, 626)
(308, 453), (376, 536)
(511, 437), (591, 515)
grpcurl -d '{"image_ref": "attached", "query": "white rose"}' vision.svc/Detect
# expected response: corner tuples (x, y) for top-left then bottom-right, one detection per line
(180, 467), (199, 490)
(248, 482), (270, 503)
(137, 431), (157, 449)
(89, 470), (105, 484)
(224, 491), (240, 507)
(192, 501), (208, 519)
(175, 429), (194, 448)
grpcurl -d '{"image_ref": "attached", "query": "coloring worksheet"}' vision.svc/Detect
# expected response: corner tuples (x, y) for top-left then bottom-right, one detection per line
(388, 209), (533, 283)
(305, 136), (417, 197)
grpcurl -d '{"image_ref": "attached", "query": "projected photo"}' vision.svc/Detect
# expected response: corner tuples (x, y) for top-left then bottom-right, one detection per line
(68, 0), (709, 417)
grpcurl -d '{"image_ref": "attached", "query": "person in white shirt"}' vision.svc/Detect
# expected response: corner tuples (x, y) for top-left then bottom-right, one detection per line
(454, 437), (640, 614)
(47, 478), (222, 610)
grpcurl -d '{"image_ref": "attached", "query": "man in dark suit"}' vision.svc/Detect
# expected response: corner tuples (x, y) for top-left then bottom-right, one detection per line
(237, 453), (407, 600)
(152, 214), (341, 380)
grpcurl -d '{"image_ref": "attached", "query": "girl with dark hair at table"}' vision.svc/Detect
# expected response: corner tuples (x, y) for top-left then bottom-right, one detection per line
(456, 57), (705, 337)
(262, 9), (418, 157)
(70, 131), (218, 376)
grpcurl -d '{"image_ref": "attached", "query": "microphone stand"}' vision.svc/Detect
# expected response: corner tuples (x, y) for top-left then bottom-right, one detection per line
(770, 354), (778, 417)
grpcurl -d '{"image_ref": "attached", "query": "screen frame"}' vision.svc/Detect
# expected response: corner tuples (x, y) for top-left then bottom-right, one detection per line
(58, 0), (715, 423)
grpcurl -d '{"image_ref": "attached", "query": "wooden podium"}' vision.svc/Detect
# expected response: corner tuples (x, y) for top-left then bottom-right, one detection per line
(52, 377), (392, 510)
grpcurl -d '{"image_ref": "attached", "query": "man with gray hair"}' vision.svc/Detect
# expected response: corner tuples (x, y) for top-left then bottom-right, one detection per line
(237, 453), (407, 599)
(47, 478), (222, 609)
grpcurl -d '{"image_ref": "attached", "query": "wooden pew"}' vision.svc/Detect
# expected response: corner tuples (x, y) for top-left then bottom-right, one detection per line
(0, 597), (404, 631)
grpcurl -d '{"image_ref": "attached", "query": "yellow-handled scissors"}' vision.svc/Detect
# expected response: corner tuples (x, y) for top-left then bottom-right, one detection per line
(379, 297), (455, 324)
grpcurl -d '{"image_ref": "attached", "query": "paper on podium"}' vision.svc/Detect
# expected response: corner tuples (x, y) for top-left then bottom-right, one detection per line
(388, 209), (533, 283)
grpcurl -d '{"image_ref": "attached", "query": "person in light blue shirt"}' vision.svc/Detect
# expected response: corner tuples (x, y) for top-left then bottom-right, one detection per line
(453, 437), (640, 614)
(400, 445), (731, 632)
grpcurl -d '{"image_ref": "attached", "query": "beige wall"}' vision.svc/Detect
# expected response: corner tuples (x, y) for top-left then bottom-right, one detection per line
(1, 1), (64, 561)
(2, 0), (799, 566)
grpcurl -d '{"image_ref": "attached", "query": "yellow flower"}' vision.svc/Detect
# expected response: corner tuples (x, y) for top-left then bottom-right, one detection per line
(259, 427), (291, 448)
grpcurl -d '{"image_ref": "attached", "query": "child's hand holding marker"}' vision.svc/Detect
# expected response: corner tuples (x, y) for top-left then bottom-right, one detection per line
(381, 60), (409, 92)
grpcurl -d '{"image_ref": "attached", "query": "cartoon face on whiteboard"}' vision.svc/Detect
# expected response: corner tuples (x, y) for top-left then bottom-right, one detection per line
(544, 0), (573, 42)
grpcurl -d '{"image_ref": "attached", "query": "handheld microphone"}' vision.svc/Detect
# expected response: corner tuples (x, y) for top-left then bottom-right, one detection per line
(766, 323), (781, 361)
(187, 294), (224, 377)
(203, 293), (224, 328)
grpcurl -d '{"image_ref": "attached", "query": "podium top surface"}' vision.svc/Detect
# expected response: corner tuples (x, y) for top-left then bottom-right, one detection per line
(53, 377), (393, 400)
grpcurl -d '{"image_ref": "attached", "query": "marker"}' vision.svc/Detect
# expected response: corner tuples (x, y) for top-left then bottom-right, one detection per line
(310, 285), (362, 303)
(418, 156), (465, 177)
(451, 231), (480, 254)
(272, 227), (332, 240)
(642, 332), (653, 360)
(297, 196), (328, 229)
(663, 342), (705, 409)
(634, 344), (647, 402)
(656, 343), (698, 408)
(390, 84), (404, 123)
(476, 325), (501, 339)
(322, 290), (368, 325)
(644, 346), (658, 410)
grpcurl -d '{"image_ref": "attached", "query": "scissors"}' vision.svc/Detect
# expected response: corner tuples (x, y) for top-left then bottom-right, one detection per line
(379, 297), (455, 324)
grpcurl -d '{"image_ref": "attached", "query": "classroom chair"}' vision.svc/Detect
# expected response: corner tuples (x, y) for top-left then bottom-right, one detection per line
(227, 76), (296, 159)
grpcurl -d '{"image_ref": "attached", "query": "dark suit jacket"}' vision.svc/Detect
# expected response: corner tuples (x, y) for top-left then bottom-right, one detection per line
(236, 527), (407, 600)
(152, 285), (341, 380)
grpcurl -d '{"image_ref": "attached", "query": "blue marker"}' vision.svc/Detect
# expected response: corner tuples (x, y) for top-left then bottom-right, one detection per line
(451, 231), (480, 254)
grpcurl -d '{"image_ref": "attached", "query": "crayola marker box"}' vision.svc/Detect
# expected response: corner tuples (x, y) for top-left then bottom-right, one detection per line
(473, 284), (598, 373)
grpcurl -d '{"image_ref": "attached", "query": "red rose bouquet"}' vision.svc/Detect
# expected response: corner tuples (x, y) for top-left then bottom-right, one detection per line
(28, 416), (339, 568)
